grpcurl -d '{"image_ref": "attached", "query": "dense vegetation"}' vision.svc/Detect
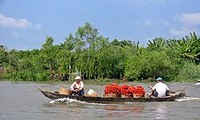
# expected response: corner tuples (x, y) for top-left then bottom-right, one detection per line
(1, 22), (200, 82)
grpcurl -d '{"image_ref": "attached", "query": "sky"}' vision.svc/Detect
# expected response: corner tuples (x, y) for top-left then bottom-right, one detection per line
(0, 0), (200, 50)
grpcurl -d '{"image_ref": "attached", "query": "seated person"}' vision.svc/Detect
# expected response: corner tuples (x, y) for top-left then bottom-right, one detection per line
(70, 76), (84, 96)
(149, 77), (169, 98)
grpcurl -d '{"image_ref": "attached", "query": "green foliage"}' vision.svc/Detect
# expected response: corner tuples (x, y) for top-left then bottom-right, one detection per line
(125, 50), (172, 80)
(1, 23), (200, 82)
(111, 39), (133, 48)
(0, 45), (8, 66)
(146, 37), (167, 51)
(167, 32), (200, 62)
(97, 45), (126, 79)
(175, 61), (200, 81)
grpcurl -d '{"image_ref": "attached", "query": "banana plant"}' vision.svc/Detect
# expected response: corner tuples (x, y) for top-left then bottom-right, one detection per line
(167, 32), (200, 62)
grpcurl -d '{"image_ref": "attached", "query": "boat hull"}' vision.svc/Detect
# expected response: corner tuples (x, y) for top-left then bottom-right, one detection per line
(39, 89), (185, 103)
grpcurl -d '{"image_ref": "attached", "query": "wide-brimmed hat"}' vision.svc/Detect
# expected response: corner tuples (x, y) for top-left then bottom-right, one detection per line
(156, 77), (163, 81)
(75, 76), (81, 80)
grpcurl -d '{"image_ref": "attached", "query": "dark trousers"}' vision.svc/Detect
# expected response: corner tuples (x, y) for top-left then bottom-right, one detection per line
(72, 89), (84, 96)
(152, 90), (169, 97)
(152, 90), (158, 97)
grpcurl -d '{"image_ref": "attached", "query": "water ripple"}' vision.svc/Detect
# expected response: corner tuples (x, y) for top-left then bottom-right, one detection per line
(176, 97), (200, 102)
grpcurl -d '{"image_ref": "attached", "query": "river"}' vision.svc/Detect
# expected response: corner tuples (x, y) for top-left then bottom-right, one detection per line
(0, 81), (199, 120)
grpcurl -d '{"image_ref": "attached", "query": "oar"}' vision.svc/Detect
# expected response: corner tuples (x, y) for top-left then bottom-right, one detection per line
(147, 86), (155, 98)
(169, 86), (186, 94)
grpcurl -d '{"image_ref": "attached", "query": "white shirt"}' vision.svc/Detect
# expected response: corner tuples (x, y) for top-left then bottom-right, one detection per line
(70, 81), (84, 91)
(152, 82), (169, 97)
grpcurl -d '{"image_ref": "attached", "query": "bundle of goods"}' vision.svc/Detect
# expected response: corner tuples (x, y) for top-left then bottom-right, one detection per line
(86, 89), (99, 97)
(104, 83), (121, 97)
(58, 87), (71, 95)
(104, 83), (146, 98)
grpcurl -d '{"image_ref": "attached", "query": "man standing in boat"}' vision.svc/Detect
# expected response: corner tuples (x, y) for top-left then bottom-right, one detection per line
(149, 77), (169, 98)
(70, 76), (84, 96)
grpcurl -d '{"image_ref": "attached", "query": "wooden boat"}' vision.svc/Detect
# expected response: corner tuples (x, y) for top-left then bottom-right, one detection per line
(39, 88), (185, 103)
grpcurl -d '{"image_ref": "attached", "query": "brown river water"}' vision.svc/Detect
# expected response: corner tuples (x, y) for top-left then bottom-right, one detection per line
(0, 81), (199, 120)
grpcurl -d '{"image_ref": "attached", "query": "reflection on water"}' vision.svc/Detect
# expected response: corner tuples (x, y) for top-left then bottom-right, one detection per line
(131, 104), (145, 113)
(155, 103), (167, 120)
(104, 103), (145, 119)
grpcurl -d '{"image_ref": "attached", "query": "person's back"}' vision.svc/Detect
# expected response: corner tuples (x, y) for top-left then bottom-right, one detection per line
(151, 77), (169, 98)
(152, 82), (169, 97)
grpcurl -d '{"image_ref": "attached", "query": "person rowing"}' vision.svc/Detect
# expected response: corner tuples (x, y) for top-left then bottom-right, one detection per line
(70, 76), (84, 96)
(149, 77), (169, 98)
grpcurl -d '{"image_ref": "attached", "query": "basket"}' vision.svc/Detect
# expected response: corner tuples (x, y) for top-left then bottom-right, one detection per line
(59, 88), (71, 95)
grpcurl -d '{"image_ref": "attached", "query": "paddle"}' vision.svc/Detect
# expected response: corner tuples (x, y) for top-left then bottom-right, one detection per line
(169, 86), (186, 94)
(147, 86), (155, 98)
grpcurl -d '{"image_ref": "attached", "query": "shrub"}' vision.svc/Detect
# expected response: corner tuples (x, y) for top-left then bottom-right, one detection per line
(175, 61), (200, 81)
(125, 50), (173, 80)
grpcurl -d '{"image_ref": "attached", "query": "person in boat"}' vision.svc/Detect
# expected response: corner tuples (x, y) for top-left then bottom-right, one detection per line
(70, 76), (84, 96)
(149, 77), (169, 98)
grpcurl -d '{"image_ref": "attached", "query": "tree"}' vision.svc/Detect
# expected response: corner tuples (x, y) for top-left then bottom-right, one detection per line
(73, 22), (109, 79)
(125, 50), (172, 80)
(42, 36), (56, 72)
(147, 37), (166, 51)
(0, 45), (8, 66)
(111, 39), (133, 48)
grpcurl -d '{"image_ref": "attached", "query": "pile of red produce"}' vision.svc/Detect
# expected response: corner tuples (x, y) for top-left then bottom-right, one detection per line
(133, 86), (146, 97)
(104, 83), (121, 96)
(120, 84), (132, 96)
(104, 83), (146, 98)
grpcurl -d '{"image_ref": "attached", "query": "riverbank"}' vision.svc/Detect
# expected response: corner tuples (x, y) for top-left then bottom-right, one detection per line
(0, 78), (198, 86)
